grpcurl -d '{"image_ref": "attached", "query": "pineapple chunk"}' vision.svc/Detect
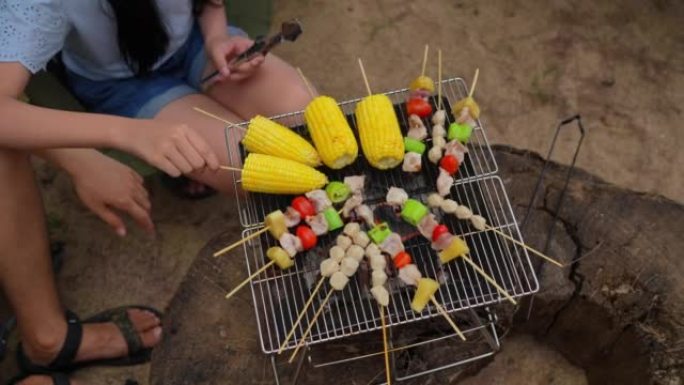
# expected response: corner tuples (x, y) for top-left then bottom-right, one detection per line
(265, 210), (288, 239)
(411, 278), (440, 313)
(438, 237), (470, 264)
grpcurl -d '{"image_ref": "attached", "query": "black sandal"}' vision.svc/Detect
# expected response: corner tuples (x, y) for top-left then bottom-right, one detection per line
(17, 306), (162, 375)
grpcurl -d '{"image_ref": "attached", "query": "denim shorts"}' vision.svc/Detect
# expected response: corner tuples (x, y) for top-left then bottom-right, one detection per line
(66, 24), (247, 119)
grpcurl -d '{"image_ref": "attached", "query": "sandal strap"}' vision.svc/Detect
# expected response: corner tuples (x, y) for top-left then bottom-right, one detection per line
(49, 310), (82, 369)
(110, 311), (144, 355)
(51, 373), (71, 385)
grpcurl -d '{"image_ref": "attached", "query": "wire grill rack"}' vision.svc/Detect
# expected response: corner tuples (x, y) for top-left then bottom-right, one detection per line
(224, 77), (538, 355)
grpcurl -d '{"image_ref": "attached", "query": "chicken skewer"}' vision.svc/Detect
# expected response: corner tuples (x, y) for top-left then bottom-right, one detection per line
(288, 289), (335, 363)
(392, 188), (517, 305)
(428, 195), (563, 267)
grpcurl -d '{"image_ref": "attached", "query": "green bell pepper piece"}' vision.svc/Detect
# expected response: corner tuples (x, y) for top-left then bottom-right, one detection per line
(325, 181), (351, 203)
(403, 137), (426, 154)
(368, 222), (392, 244)
(401, 199), (429, 226)
(447, 122), (473, 143)
(323, 207), (344, 231)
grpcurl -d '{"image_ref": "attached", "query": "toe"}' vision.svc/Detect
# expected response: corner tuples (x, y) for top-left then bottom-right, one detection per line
(139, 326), (163, 348)
(127, 309), (161, 331)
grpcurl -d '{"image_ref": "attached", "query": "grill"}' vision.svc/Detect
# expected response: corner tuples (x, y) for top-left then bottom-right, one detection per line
(223, 77), (539, 379)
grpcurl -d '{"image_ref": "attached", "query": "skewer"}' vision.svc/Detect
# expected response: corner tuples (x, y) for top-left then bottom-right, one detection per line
(484, 225), (564, 267)
(193, 107), (244, 130)
(437, 49), (443, 110)
(357, 58), (373, 96)
(219, 165), (242, 172)
(379, 305), (392, 385)
(288, 290), (334, 363)
(278, 277), (326, 354)
(429, 296), (466, 341)
(421, 44), (429, 77)
(468, 68), (479, 98)
(296, 67), (317, 99)
(224, 260), (275, 300)
(213, 226), (270, 257)
(461, 254), (517, 305)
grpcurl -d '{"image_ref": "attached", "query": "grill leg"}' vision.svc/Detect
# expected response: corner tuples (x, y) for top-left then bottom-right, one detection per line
(467, 308), (499, 351)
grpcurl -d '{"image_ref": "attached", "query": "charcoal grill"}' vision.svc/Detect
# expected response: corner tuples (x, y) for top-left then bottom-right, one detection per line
(224, 77), (539, 383)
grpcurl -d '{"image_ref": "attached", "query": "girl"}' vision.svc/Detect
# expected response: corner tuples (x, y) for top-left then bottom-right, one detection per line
(0, 0), (312, 383)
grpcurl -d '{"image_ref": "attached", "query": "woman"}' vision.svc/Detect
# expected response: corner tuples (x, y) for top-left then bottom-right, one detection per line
(0, 0), (312, 383)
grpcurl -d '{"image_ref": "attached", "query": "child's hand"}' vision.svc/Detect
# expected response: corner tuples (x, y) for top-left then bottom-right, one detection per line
(68, 152), (154, 237)
(123, 121), (220, 178)
(206, 35), (265, 83)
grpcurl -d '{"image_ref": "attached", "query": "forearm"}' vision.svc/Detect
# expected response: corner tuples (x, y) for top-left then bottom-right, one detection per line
(0, 96), (144, 151)
(33, 148), (103, 176)
(198, 0), (229, 42)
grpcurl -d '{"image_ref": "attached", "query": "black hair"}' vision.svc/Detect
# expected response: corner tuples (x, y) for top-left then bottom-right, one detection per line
(106, 0), (220, 76)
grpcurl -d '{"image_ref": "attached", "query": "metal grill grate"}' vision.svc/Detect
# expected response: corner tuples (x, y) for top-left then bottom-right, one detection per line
(225, 77), (538, 355)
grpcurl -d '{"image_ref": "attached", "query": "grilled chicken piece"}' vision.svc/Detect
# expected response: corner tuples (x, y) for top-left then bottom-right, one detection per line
(336, 234), (353, 250)
(330, 271), (349, 291)
(346, 245), (365, 262)
(417, 213), (439, 239)
(386, 187), (409, 206)
(306, 189), (332, 213)
(432, 135), (446, 149)
(407, 114), (428, 140)
(344, 175), (366, 196)
(432, 124), (446, 138)
(437, 168), (454, 197)
(341, 257), (360, 277)
(365, 243), (381, 258)
(355, 205), (375, 227)
(428, 146), (443, 164)
(279, 233), (302, 258)
(380, 233), (405, 257)
(306, 213), (329, 236)
(427, 193), (444, 208)
(441, 199), (459, 214)
(352, 231), (371, 248)
(284, 206), (301, 228)
(444, 140), (468, 164)
(454, 205), (473, 220)
(343, 222), (361, 237)
(369, 253), (387, 271)
(402, 152), (422, 173)
(342, 194), (363, 218)
(470, 215), (487, 231)
(329, 245), (346, 262)
(372, 270), (388, 287)
(398, 264), (422, 286)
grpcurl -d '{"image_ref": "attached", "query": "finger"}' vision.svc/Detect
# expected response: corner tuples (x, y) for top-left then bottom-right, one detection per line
(130, 170), (144, 184)
(176, 135), (207, 170)
(249, 55), (265, 67)
(185, 129), (220, 171)
(211, 46), (232, 79)
(166, 148), (194, 174)
(229, 71), (253, 82)
(93, 204), (127, 237)
(123, 200), (155, 235)
(133, 186), (151, 212)
(157, 157), (182, 177)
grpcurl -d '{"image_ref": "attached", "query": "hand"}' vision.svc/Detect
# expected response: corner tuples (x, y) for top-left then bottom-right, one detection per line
(124, 121), (220, 178)
(206, 35), (265, 83)
(68, 152), (154, 237)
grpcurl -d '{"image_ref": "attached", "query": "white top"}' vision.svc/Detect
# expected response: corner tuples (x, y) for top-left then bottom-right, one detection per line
(0, 0), (194, 80)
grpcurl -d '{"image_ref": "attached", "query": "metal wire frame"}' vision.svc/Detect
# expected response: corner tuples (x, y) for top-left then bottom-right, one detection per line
(238, 175), (537, 355)
(224, 77), (499, 230)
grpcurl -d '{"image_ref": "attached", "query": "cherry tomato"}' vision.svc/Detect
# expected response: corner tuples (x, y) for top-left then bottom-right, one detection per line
(291, 196), (316, 218)
(432, 224), (450, 242)
(439, 154), (459, 175)
(296, 225), (317, 250)
(393, 251), (412, 269)
(406, 98), (433, 118)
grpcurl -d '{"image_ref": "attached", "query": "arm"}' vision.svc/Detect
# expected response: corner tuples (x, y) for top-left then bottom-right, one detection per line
(0, 63), (219, 175)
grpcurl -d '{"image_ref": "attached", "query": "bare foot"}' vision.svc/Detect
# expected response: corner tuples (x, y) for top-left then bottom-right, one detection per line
(23, 309), (162, 366)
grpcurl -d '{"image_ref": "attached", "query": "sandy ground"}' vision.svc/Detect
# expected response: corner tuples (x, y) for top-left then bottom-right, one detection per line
(273, 0), (684, 203)
(1, 0), (682, 384)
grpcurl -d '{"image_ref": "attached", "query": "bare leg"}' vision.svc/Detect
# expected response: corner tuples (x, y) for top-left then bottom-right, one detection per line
(154, 94), (244, 193)
(0, 149), (162, 369)
(204, 54), (315, 121)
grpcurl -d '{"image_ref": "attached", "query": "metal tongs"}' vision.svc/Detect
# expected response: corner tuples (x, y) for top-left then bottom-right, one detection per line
(201, 19), (303, 84)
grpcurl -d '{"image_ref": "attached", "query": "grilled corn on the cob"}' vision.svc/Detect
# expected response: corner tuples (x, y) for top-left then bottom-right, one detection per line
(241, 153), (328, 194)
(354, 94), (404, 170)
(304, 96), (358, 169)
(242, 115), (321, 167)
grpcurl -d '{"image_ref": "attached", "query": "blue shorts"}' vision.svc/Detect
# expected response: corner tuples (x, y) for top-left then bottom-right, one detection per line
(66, 25), (248, 119)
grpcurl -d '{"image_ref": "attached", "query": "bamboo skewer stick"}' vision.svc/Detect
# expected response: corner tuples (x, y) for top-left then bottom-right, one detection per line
(224, 260), (275, 300)
(278, 277), (326, 354)
(193, 107), (244, 130)
(485, 225), (564, 267)
(429, 296), (466, 341)
(296, 67), (316, 99)
(437, 48), (443, 110)
(468, 68), (479, 98)
(421, 44), (429, 77)
(219, 165), (242, 172)
(358, 58), (373, 96)
(288, 290), (335, 363)
(380, 305), (392, 385)
(214, 226), (270, 257)
(461, 255), (517, 305)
